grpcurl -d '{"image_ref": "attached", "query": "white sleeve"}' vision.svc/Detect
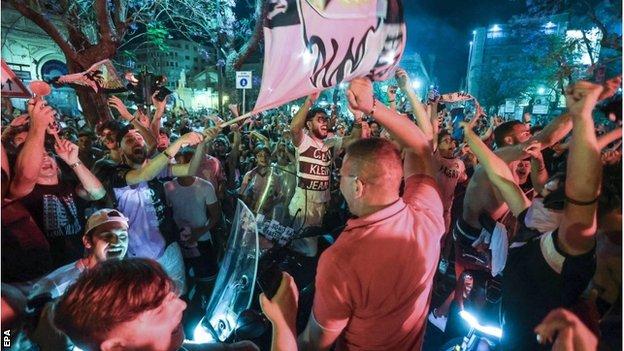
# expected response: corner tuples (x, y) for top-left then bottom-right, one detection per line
(203, 181), (218, 205)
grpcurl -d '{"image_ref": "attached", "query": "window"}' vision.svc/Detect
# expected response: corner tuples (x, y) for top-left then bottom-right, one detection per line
(185, 55), (190, 60)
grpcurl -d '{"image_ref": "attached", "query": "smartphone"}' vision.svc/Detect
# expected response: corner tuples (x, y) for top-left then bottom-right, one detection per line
(154, 87), (172, 102)
(257, 259), (282, 300)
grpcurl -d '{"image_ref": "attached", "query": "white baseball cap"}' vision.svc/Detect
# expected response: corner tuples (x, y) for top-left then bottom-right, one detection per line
(85, 209), (129, 236)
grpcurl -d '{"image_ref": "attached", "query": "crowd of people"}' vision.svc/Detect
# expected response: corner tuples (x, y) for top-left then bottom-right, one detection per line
(0, 64), (621, 351)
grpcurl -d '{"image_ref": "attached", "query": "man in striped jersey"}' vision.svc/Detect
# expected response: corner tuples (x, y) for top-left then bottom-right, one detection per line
(288, 92), (341, 259)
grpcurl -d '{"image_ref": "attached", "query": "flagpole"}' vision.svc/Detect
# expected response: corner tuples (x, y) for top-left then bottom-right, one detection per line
(220, 112), (254, 127)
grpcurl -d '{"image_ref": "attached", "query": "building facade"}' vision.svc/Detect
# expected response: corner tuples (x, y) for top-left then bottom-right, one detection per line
(1, 6), (79, 115)
(466, 14), (571, 118)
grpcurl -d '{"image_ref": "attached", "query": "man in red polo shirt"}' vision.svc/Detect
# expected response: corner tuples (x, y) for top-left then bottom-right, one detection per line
(298, 78), (444, 351)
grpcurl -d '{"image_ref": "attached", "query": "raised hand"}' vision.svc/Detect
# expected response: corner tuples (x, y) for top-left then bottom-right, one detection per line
(28, 99), (55, 131)
(108, 96), (133, 120)
(54, 139), (80, 165)
(523, 140), (542, 159)
(347, 77), (374, 114)
(460, 110), (482, 132)
(259, 272), (299, 329)
(177, 132), (204, 147)
(228, 103), (240, 117)
(151, 92), (168, 112)
(395, 68), (410, 90)
(565, 81), (604, 117)
(308, 91), (321, 104)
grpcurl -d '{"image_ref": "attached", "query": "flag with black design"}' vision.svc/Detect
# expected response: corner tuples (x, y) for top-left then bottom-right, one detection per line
(253, 0), (406, 113)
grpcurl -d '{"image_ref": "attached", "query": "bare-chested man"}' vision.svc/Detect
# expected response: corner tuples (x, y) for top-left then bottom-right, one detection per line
(455, 76), (622, 277)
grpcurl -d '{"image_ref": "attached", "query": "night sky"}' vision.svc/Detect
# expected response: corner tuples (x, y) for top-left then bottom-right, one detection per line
(403, 0), (527, 93)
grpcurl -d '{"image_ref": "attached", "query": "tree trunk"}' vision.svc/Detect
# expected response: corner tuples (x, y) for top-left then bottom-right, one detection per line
(66, 60), (113, 127)
(75, 88), (112, 127)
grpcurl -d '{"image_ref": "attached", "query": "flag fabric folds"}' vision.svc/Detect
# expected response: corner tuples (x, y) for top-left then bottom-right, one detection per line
(253, 0), (406, 113)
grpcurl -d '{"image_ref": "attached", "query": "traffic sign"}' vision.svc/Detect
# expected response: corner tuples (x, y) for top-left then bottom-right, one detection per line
(236, 71), (252, 90)
(1, 60), (31, 98)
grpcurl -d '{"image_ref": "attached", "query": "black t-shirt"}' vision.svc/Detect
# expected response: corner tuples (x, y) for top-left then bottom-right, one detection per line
(19, 182), (87, 269)
(502, 230), (596, 350)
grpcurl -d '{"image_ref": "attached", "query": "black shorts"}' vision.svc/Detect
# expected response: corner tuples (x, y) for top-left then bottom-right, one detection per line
(512, 208), (542, 243)
(453, 217), (491, 272)
(185, 241), (219, 282)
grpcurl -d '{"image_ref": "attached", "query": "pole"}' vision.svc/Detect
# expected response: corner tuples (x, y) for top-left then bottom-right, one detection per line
(242, 89), (246, 114)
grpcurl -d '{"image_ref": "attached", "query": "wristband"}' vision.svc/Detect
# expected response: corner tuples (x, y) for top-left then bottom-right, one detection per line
(129, 116), (137, 123)
(565, 193), (599, 206)
(163, 150), (174, 159)
(388, 100), (395, 103)
(70, 161), (82, 169)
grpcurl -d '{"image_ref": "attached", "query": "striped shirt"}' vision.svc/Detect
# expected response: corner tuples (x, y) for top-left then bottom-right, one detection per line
(295, 133), (341, 203)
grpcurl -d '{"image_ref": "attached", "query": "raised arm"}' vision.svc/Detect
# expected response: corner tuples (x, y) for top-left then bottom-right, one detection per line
(150, 93), (167, 141)
(558, 81), (604, 255)
(54, 139), (105, 200)
(9, 99), (55, 199)
(260, 272), (299, 351)
(179, 126), (222, 177)
(498, 76), (621, 163)
(596, 127), (622, 150)
(395, 68), (434, 143)
(290, 93), (319, 147)
(528, 148), (549, 196)
(347, 78), (435, 178)
(124, 132), (203, 185)
(461, 116), (531, 216)
(108, 96), (157, 151)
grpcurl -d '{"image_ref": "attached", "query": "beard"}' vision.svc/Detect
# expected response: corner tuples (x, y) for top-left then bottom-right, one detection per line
(126, 147), (147, 164)
(311, 128), (327, 139)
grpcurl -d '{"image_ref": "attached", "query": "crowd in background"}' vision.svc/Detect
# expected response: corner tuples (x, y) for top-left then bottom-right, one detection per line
(0, 69), (622, 351)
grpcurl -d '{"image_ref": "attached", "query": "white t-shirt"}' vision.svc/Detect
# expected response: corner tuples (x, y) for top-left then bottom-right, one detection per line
(164, 177), (218, 242)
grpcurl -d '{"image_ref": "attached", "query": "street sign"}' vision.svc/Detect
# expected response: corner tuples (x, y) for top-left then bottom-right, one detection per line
(532, 96), (549, 115)
(236, 71), (252, 90)
(504, 99), (515, 113)
(1, 60), (31, 98)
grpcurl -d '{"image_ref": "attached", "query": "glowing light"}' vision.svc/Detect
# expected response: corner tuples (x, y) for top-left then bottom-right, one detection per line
(544, 21), (556, 29)
(193, 318), (216, 343)
(469, 41), (473, 45)
(472, 30), (476, 35)
(411, 79), (422, 90)
(537, 87), (546, 95)
(72, 347), (85, 351)
(459, 310), (503, 338)
(490, 24), (502, 32)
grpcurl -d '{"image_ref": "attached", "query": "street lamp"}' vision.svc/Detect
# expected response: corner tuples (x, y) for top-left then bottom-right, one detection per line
(490, 24), (502, 32)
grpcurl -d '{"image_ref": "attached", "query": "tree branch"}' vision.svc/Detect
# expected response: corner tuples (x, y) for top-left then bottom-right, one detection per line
(232, 0), (267, 70)
(111, 0), (128, 39)
(94, 0), (116, 43)
(8, 0), (77, 60)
